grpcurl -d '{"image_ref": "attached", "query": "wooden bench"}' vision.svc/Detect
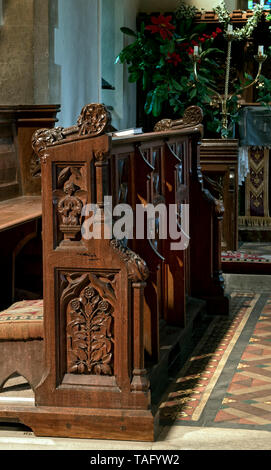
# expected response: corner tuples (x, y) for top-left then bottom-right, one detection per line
(0, 106), (58, 397)
(0, 103), (229, 441)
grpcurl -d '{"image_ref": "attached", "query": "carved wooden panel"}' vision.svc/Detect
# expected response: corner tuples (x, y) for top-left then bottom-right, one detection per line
(53, 165), (87, 246)
(60, 271), (117, 376)
(200, 139), (239, 251)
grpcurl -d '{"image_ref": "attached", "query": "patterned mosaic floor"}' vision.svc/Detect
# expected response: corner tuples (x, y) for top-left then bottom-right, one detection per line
(159, 292), (271, 431)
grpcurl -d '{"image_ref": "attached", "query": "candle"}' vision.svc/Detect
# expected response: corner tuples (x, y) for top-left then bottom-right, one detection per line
(194, 46), (199, 55)
(227, 24), (233, 33)
(258, 45), (264, 55)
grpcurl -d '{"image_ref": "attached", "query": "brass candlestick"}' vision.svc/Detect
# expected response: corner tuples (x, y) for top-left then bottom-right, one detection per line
(192, 31), (267, 138)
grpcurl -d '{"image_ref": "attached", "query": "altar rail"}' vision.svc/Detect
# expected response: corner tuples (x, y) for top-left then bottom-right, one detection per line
(0, 103), (229, 441)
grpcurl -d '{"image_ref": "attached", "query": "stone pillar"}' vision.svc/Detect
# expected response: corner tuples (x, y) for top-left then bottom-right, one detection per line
(33, 0), (50, 104)
(0, 0), (49, 105)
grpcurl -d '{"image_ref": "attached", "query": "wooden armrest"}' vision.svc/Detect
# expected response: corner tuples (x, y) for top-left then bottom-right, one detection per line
(0, 196), (42, 232)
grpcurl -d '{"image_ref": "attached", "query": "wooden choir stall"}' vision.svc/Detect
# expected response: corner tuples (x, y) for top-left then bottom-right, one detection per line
(0, 105), (60, 310)
(0, 104), (229, 441)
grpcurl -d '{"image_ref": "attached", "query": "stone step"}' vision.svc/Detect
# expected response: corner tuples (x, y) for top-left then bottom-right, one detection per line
(224, 273), (271, 293)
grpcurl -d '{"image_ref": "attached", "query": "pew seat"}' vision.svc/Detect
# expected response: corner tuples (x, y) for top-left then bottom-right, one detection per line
(0, 299), (44, 390)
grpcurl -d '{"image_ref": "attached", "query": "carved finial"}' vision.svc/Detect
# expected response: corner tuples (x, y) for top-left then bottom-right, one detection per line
(154, 106), (203, 132)
(31, 104), (112, 166)
(182, 105), (204, 126)
(110, 239), (149, 282)
(94, 149), (110, 163)
(32, 127), (64, 163)
(77, 103), (111, 137)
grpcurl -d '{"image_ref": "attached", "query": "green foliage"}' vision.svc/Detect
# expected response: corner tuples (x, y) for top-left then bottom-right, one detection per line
(257, 75), (271, 108)
(117, 6), (271, 137)
(116, 12), (224, 127)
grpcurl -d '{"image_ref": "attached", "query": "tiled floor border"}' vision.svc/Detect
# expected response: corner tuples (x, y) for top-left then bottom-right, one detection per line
(160, 293), (271, 431)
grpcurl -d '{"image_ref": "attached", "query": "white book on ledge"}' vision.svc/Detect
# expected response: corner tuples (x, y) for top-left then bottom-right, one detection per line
(112, 127), (143, 137)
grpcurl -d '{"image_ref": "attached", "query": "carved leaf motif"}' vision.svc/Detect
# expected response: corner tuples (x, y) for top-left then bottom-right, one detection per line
(91, 295), (100, 306)
(103, 354), (112, 364)
(91, 349), (103, 363)
(91, 342), (102, 351)
(85, 303), (93, 317)
(94, 364), (102, 375)
(92, 314), (107, 326)
(77, 363), (86, 374)
(70, 167), (83, 187)
(61, 273), (89, 308)
(110, 239), (149, 282)
(70, 364), (81, 374)
(73, 332), (87, 340)
(73, 339), (88, 350)
(100, 364), (112, 375)
(58, 166), (71, 188)
(75, 349), (88, 361)
(65, 277), (114, 376)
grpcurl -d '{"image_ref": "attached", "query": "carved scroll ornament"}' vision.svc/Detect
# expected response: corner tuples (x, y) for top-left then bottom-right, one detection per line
(154, 105), (203, 132)
(31, 104), (111, 167)
(77, 103), (111, 137)
(110, 239), (149, 282)
(31, 126), (64, 164)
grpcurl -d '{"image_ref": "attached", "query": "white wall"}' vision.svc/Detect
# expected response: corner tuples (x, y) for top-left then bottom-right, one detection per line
(122, 0), (140, 129)
(49, 0), (140, 130)
(48, 0), (238, 130)
(49, 0), (100, 128)
(101, 0), (140, 130)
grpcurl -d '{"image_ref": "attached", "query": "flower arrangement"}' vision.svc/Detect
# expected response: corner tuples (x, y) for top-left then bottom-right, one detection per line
(214, 1), (265, 40)
(116, 5), (224, 132)
(116, 1), (271, 136)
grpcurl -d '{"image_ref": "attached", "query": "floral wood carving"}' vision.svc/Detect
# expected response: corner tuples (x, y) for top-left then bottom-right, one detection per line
(53, 166), (87, 241)
(110, 239), (149, 282)
(77, 103), (111, 137)
(61, 272), (116, 376)
(31, 127), (65, 164)
(30, 151), (41, 178)
(203, 174), (225, 201)
(31, 104), (111, 166)
(154, 106), (203, 132)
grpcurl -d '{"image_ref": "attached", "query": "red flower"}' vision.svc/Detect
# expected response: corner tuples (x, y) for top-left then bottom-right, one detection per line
(166, 51), (182, 66)
(187, 46), (194, 55)
(216, 27), (222, 33)
(178, 42), (189, 49)
(145, 15), (175, 40)
(191, 40), (198, 46)
(199, 37), (206, 43)
(212, 31), (217, 38)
